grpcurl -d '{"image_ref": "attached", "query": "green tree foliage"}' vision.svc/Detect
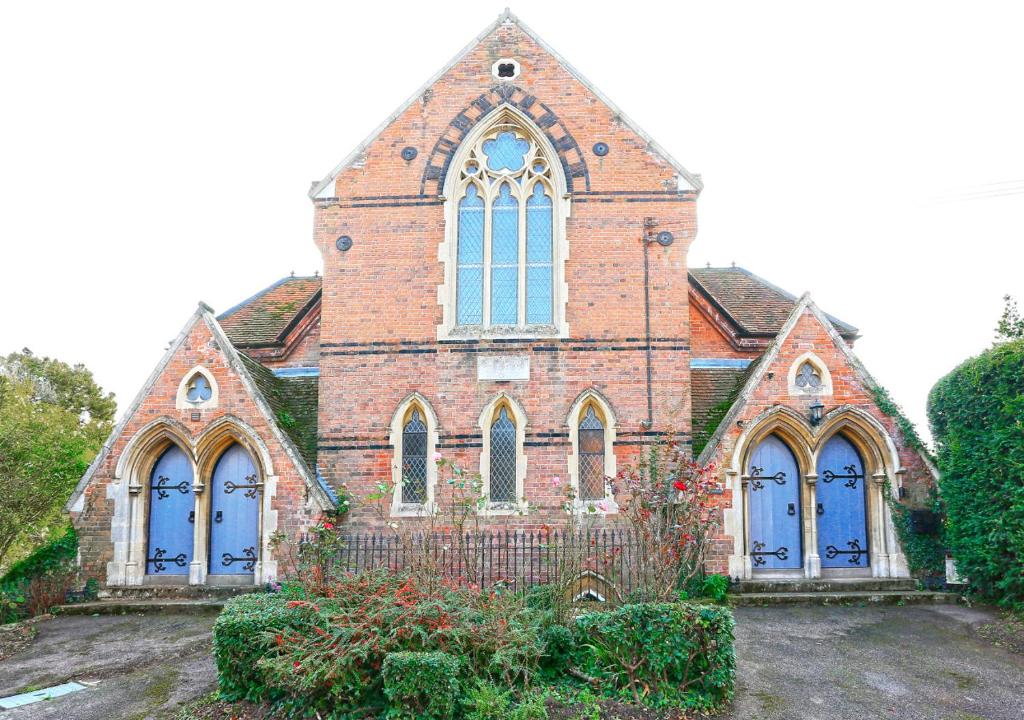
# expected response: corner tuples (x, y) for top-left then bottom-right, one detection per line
(928, 338), (1024, 607)
(996, 294), (1024, 342)
(0, 349), (115, 570)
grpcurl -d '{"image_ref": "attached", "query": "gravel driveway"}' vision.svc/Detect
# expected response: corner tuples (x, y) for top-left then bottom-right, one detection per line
(0, 603), (1020, 719)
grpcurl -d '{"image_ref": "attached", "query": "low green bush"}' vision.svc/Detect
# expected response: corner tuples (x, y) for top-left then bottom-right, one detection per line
(574, 602), (735, 711)
(463, 682), (549, 720)
(0, 526), (79, 623)
(382, 651), (460, 720)
(212, 593), (337, 703)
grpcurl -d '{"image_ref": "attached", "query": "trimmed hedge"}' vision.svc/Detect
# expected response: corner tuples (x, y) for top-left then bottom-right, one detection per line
(573, 602), (735, 710)
(382, 651), (460, 720)
(928, 339), (1024, 607)
(212, 593), (337, 703)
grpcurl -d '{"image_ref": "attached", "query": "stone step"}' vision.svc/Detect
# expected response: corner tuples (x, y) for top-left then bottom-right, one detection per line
(734, 578), (917, 594)
(729, 590), (960, 607)
(55, 598), (228, 616)
(100, 585), (257, 600)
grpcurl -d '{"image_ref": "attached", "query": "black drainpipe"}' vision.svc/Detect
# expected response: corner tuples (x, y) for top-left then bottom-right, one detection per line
(640, 217), (674, 431)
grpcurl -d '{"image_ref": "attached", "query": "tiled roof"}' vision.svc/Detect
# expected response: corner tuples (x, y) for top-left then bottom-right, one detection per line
(237, 352), (319, 469)
(218, 276), (322, 347)
(690, 367), (748, 456)
(689, 267), (858, 339)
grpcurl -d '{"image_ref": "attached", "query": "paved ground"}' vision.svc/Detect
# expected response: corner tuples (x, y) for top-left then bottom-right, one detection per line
(0, 604), (1021, 719)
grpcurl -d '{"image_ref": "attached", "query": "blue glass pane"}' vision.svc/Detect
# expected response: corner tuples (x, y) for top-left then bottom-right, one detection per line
(526, 267), (552, 324)
(491, 184), (519, 264)
(526, 184), (552, 263)
(185, 375), (211, 403)
(458, 185), (484, 264)
(491, 267), (518, 324)
(457, 267), (483, 325)
(483, 131), (530, 172)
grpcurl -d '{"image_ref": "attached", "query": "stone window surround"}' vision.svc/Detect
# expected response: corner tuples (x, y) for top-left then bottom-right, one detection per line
(175, 365), (219, 410)
(478, 392), (529, 516)
(565, 389), (619, 515)
(787, 351), (833, 397)
(722, 405), (908, 582)
(437, 105), (571, 342)
(388, 393), (440, 518)
(106, 415), (279, 587)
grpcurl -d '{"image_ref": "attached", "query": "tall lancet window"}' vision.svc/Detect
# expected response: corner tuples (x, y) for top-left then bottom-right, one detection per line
(451, 117), (560, 331)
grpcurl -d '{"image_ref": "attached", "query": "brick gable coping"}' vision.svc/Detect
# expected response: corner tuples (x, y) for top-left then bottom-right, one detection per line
(64, 303), (335, 513)
(694, 292), (936, 478)
(307, 8), (702, 202)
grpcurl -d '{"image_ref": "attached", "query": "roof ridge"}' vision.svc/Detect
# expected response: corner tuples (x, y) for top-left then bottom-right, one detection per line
(218, 275), (319, 322)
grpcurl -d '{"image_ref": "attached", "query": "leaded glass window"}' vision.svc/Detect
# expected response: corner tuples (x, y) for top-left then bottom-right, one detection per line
(401, 409), (428, 504)
(578, 406), (605, 502)
(489, 406), (517, 503)
(453, 119), (556, 329)
(795, 361), (822, 390)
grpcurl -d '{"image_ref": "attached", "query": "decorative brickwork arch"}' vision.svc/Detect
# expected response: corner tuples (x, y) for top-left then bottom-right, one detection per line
(421, 85), (589, 195)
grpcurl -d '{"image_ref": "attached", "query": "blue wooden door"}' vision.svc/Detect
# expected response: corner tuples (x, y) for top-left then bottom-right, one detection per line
(209, 444), (260, 575)
(748, 435), (802, 569)
(816, 435), (869, 568)
(146, 445), (194, 576)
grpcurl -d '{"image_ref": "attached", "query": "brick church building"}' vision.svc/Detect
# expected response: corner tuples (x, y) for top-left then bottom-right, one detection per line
(67, 11), (934, 589)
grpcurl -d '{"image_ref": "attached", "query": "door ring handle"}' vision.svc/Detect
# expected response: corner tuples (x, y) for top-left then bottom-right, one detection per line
(787, 503), (796, 516)
(816, 503), (824, 516)
(188, 510), (195, 524)
(214, 510), (223, 524)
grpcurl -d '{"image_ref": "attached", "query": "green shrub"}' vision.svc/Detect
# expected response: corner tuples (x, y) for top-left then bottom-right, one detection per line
(212, 593), (336, 703)
(698, 574), (730, 604)
(464, 682), (549, 720)
(0, 526), (79, 623)
(382, 651), (460, 720)
(929, 339), (1024, 607)
(574, 602), (735, 711)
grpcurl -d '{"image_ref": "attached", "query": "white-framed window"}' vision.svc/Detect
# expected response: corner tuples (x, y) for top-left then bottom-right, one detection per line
(478, 393), (528, 514)
(787, 352), (833, 396)
(175, 365), (218, 410)
(438, 108), (570, 340)
(388, 393), (439, 517)
(567, 390), (618, 514)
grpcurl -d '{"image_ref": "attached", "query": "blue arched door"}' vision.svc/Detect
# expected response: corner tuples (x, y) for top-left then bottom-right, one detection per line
(209, 444), (260, 576)
(748, 435), (802, 570)
(146, 445), (194, 576)
(816, 435), (869, 568)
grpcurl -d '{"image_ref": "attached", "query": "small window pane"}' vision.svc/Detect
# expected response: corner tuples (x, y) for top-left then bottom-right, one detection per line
(489, 407), (517, 503)
(457, 185), (485, 324)
(796, 361), (822, 389)
(185, 374), (212, 403)
(526, 184), (553, 324)
(490, 184), (519, 325)
(401, 409), (428, 504)
(578, 406), (605, 502)
(482, 131), (530, 172)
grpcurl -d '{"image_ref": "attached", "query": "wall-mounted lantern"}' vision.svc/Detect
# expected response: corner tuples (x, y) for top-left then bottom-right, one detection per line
(809, 400), (825, 427)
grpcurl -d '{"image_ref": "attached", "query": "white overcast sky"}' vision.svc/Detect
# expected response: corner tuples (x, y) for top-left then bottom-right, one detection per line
(2, 1), (1022, 444)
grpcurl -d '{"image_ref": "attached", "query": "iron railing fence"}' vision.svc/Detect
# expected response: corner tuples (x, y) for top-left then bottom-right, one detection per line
(302, 528), (647, 601)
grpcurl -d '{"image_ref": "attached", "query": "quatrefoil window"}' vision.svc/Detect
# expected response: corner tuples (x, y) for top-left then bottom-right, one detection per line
(185, 374), (212, 404)
(795, 362), (822, 390)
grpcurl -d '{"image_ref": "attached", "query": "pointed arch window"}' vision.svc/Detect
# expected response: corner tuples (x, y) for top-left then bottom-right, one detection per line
(489, 406), (517, 503)
(452, 119), (561, 331)
(401, 409), (428, 504)
(578, 406), (606, 502)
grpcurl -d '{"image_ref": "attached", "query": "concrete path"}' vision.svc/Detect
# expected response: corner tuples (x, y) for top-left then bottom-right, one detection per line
(723, 604), (1024, 720)
(0, 604), (1020, 719)
(0, 613), (218, 719)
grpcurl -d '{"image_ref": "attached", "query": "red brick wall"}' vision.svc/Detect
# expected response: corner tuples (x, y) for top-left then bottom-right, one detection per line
(312, 21), (696, 527)
(69, 317), (318, 584)
(689, 301), (761, 360)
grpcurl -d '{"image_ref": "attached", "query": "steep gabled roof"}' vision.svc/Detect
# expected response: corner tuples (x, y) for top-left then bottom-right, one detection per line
(689, 266), (859, 340)
(237, 352), (319, 469)
(308, 8), (701, 200)
(218, 276), (321, 348)
(65, 304), (333, 513)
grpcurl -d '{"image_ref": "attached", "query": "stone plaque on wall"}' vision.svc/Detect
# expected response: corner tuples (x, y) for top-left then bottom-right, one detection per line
(477, 355), (529, 381)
